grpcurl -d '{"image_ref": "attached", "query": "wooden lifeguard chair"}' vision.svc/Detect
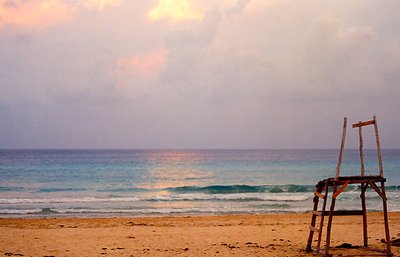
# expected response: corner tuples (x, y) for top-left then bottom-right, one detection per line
(306, 116), (392, 256)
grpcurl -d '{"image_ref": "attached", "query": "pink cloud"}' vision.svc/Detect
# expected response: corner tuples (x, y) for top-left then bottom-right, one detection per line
(0, 0), (75, 31)
(114, 51), (166, 94)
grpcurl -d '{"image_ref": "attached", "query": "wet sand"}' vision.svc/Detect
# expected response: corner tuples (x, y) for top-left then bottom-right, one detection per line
(1, 212), (399, 256)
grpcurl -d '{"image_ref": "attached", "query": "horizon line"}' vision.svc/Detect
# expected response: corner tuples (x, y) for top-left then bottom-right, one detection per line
(0, 148), (399, 151)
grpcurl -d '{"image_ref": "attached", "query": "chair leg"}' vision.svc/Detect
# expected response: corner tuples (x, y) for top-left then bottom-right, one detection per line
(381, 182), (392, 256)
(306, 203), (318, 251)
(361, 183), (368, 247)
(307, 184), (322, 252)
(325, 186), (337, 257)
(316, 182), (329, 252)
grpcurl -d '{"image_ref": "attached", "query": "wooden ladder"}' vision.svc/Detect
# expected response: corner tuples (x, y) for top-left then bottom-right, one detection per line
(306, 180), (329, 253)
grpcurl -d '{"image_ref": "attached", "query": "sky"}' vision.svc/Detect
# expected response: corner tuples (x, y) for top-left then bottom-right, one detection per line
(0, 0), (399, 149)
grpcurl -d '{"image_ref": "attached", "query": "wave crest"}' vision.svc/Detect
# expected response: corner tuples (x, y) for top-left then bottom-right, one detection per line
(169, 184), (315, 194)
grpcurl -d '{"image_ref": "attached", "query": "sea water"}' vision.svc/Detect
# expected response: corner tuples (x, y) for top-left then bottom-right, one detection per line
(0, 149), (399, 217)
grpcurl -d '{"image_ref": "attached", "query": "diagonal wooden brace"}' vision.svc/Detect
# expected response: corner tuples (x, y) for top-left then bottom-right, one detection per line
(369, 182), (387, 201)
(333, 180), (350, 199)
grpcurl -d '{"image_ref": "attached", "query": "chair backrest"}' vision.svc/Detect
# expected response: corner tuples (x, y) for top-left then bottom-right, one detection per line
(335, 116), (383, 179)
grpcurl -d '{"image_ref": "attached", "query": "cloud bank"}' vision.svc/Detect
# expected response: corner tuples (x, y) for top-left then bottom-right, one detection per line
(0, 0), (399, 149)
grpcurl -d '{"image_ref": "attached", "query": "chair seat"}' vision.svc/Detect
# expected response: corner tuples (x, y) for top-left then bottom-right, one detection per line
(318, 175), (386, 187)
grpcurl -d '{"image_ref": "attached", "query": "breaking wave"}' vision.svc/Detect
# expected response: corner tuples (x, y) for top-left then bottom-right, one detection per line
(168, 184), (315, 194)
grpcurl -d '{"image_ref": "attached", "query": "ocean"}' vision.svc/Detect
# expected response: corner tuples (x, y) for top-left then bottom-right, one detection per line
(0, 149), (399, 217)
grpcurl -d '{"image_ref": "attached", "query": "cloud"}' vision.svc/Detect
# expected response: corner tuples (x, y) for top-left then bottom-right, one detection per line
(114, 51), (166, 96)
(306, 13), (376, 58)
(378, 38), (400, 90)
(158, 8), (223, 98)
(0, 0), (122, 32)
(1, 1), (400, 149)
(83, 0), (120, 11)
(296, 13), (377, 99)
(0, 0), (75, 31)
(148, 0), (203, 21)
(239, 0), (281, 14)
(225, 0), (251, 15)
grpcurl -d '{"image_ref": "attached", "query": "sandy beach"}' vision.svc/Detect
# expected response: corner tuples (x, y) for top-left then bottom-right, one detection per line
(0, 212), (399, 257)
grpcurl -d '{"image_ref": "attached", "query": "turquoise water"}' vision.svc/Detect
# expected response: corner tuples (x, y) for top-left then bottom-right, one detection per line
(0, 149), (399, 217)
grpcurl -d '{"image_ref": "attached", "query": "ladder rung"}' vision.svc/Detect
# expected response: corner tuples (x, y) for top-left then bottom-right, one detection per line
(309, 226), (320, 233)
(314, 192), (325, 199)
(312, 210), (322, 216)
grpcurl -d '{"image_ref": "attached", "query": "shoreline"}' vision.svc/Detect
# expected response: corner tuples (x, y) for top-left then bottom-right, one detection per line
(0, 211), (313, 219)
(1, 212), (399, 256)
(2, 207), (400, 219)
